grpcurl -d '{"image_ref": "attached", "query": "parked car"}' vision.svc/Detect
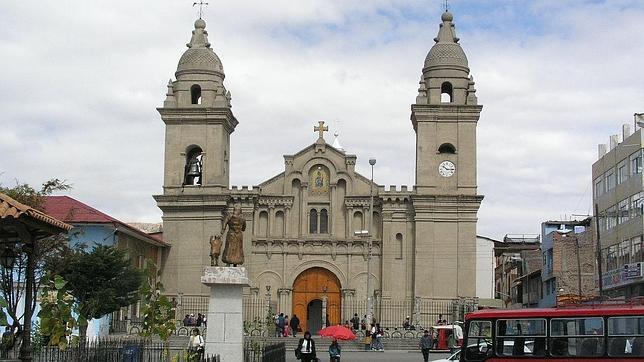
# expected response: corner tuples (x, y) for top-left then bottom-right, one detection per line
(433, 350), (460, 362)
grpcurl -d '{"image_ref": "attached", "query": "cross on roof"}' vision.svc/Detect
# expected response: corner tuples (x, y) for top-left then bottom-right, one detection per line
(314, 120), (328, 139)
(444, 0), (450, 11)
(193, 0), (209, 19)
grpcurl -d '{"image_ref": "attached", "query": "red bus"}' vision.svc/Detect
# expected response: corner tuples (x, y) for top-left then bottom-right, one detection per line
(461, 304), (644, 361)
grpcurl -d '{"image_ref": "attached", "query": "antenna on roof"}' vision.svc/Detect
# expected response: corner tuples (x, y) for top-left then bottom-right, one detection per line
(444, 0), (450, 11)
(193, 0), (209, 19)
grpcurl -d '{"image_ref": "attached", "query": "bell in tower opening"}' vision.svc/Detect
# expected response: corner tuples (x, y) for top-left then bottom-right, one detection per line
(184, 146), (203, 185)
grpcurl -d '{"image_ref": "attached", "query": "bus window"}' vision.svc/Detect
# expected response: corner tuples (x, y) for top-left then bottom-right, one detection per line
(495, 319), (546, 357)
(551, 317), (604, 357)
(465, 320), (492, 361)
(608, 316), (644, 357)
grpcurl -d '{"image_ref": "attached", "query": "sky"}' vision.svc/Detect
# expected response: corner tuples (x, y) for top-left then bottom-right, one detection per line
(1, 0), (643, 240)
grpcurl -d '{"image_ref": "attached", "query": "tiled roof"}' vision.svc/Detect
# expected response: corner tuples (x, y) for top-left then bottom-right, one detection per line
(0, 192), (72, 232)
(42, 196), (168, 247)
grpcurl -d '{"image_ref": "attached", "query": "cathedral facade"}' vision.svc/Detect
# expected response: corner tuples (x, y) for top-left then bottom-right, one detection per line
(154, 11), (483, 333)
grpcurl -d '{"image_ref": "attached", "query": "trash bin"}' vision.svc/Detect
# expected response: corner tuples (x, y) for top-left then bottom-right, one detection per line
(123, 344), (141, 362)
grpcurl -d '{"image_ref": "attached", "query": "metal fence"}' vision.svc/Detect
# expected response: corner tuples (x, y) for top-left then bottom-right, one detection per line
(21, 338), (220, 362)
(243, 341), (286, 362)
(344, 297), (478, 331)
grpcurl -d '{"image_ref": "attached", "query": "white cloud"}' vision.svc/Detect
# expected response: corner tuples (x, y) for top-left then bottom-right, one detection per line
(1, 1), (643, 239)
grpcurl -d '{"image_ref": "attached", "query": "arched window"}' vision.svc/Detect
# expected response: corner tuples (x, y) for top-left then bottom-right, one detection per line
(184, 146), (203, 185)
(396, 233), (403, 259)
(438, 143), (456, 154)
(320, 209), (328, 234)
(190, 84), (202, 105)
(259, 211), (269, 237)
(274, 211), (285, 237)
(353, 211), (364, 230)
(441, 82), (453, 103)
(309, 209), (318, 234)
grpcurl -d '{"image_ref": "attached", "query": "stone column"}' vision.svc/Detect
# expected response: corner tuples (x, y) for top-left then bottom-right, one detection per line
(201, 267), (250, 362)
(321, 294), (328, 328)
(284, 207), (291, 237)
(268, 206), (274, 238)
(347, 207), (353, 240)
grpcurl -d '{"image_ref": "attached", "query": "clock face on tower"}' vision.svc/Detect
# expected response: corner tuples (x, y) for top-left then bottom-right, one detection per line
(438, 160), (455, 177)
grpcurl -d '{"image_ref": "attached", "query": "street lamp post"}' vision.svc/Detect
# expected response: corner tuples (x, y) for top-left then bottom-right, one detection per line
(368, 158), (376, 324)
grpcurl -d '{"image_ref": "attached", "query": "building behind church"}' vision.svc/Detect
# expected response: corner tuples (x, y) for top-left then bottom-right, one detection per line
(154, 11), (485, 333)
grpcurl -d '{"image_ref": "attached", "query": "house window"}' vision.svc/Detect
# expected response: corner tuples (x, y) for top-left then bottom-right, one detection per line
(438, 143), (456, 154)
(191, 84), (202, 104)
(617, 160), (628, 184)
(631, 150), (643, 175)
(606, 171), (616, 191)
(618, 198), (630, 224)
(606, 205), (617, 229)
(309, 209), (318, 234)
(631, 192), (643, 218)
(594, 177), (604, 197)
(440, 82), (453, 103)
(319, 209), (328, 234)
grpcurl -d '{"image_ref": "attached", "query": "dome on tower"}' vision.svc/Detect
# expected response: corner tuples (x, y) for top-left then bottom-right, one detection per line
(424, 11), (468, 70)
(176, 19), (224, 77)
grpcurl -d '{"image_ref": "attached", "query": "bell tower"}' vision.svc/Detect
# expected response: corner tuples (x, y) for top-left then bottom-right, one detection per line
(411, 11), (483, 299)
(155, 18), (237, 296)
(159, 18), (237, 191)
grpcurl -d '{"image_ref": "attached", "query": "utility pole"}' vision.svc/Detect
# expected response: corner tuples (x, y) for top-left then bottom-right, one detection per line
(594, 203), (603, 299)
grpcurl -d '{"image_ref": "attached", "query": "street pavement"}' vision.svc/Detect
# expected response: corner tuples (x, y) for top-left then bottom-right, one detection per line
(286, 350), (452, 362)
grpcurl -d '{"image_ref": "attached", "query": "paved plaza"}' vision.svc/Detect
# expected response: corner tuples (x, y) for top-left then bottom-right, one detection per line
(285, 350), (452, 362)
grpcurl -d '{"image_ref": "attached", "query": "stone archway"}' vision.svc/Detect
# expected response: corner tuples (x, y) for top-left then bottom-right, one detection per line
(292, 267), (341, 335)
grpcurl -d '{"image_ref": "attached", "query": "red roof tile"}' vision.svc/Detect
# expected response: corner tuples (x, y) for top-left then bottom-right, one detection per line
(42, 196), (168, 247)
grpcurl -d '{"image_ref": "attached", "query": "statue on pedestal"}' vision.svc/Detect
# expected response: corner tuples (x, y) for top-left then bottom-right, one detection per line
(209, 235), (222, 266)
(219, 204), (246, 266)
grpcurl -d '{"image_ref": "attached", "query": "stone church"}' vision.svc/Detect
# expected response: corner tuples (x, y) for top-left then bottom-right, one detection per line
(154, 10), (483, 333)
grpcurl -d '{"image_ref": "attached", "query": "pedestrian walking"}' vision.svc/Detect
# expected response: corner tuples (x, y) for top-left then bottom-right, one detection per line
(419, 329), (433, 362)
(371, 323), (384, 351)
(290, 314), (300, 337)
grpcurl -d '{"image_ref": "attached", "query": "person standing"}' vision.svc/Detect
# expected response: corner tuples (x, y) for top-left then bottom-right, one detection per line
(350, 313), (360, 331)
(296, 331), (317, 362)
(419, 329), (433, 362)
(188, 328), (204, 360)
(284, 315), (290, 337)
(448, 330), (458, 354)
(328, 338), (341, 362)
(290, 314), (300, 337)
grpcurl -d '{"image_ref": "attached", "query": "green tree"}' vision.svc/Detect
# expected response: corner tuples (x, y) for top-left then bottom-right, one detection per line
(139, 259), (176, 341)
(60, 245), (142, 340)
(0, 178), (71, 211)
(37, 275), (81, 350)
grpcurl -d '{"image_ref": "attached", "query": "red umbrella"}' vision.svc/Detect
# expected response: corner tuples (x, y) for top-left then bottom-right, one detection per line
(318, 325), (356, 340)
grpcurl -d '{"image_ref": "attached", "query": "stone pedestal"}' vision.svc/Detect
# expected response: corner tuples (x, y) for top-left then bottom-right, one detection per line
(201, 266), (250, 362)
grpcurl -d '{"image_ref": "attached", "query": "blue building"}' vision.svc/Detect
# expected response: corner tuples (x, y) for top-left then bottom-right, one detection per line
(43, 196), (168, 337)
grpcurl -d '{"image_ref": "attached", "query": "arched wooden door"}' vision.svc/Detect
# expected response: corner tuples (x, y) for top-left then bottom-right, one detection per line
(292, 267), (341, 334)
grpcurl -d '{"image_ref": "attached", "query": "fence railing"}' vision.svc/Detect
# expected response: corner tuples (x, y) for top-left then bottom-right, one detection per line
(25, 338), (220, 362)
(166, 295), (478, 334)
(243, 341), (286, 362)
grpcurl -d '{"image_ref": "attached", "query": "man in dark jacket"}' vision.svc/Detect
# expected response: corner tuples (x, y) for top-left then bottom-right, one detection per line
(419, 329), (433, 362)
(296, 331), (316, 362)
(290, 314), (300, 337)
